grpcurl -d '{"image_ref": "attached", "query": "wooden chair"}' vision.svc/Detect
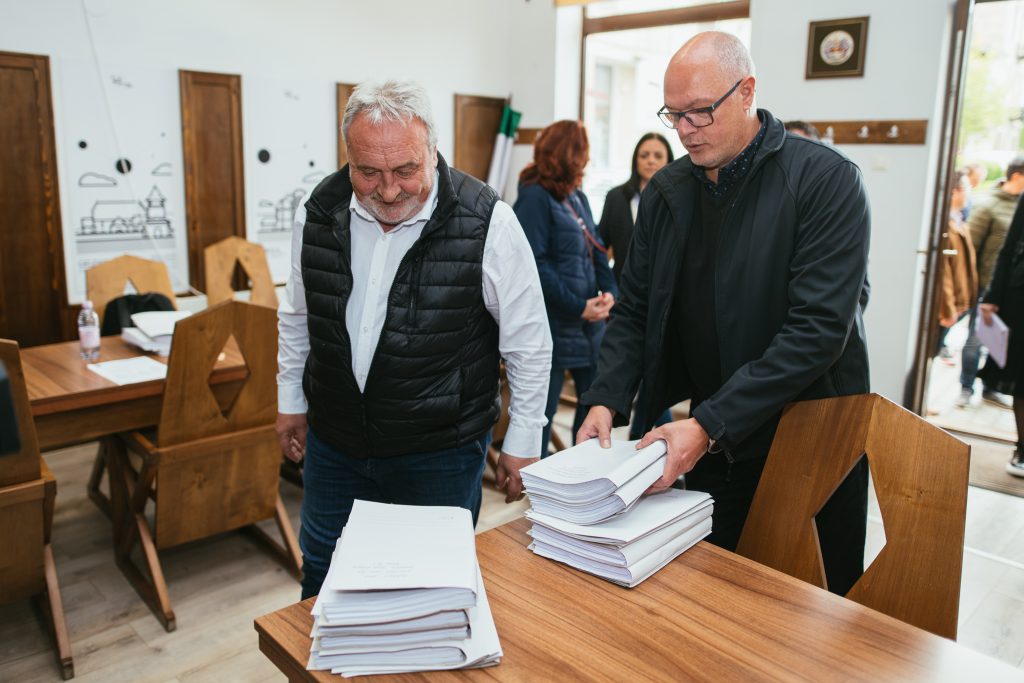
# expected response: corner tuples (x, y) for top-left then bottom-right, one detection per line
(85, 254), (178, 327)
(735, 393), (969, 639)
(85, 254), (179, 520)
(105, 301), (300, 631)
(204, 236), (278, 309)
(0, 340), (73, 679)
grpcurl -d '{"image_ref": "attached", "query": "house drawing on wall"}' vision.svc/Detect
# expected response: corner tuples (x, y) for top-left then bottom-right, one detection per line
(78, 185), (173, 242)
(259, 188), (305, 233)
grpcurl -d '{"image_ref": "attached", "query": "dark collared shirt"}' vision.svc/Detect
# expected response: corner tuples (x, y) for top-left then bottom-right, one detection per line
(691, 115), (768, 199)
(674, 115), (769, 409)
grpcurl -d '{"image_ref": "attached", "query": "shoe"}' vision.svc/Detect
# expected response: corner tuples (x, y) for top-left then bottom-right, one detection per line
(954, 388), (972, 408)
(982, 389), (1014, 409)
(1007, 451), (1024, 477)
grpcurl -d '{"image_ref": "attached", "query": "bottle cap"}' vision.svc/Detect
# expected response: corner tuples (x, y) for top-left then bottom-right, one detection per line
(82, 300), (93, 309)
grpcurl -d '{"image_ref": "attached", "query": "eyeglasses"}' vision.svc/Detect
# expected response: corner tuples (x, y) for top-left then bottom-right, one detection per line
(657, 79), (743, 129)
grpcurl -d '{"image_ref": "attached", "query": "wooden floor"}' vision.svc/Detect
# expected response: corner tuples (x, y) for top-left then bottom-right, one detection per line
(5, 404), (1024, 681)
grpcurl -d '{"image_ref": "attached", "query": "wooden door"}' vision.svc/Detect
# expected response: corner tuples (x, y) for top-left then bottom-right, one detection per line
(336, 83), (356, 168)
(179, 70), (246, 293)
(453, 94), (506, 182)
(0, 51), (69, 346)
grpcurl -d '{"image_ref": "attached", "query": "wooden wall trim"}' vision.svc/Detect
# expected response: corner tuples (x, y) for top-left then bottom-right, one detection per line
(582, 0), (749, 35)
(809, 119), (928, 145)
(516, 128), (542, 146)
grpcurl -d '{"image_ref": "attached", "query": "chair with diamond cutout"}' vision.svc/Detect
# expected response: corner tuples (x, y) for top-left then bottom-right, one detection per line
(736, 393), (969, 639)
(204, 236), (278, 309)
(106, 300), (300, 631)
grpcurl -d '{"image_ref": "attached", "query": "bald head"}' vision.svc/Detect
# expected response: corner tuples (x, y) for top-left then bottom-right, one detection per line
(668, 31), (754, 83)
(663, 31), (759, 181)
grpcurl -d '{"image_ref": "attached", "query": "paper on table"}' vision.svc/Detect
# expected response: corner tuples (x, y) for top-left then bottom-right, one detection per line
(977, 311), (1009, 368)
(526, 488), (713, 546)
(329, 500), (477, 595)
(525, 457), (665, 525)
(87, 356), (167, 385)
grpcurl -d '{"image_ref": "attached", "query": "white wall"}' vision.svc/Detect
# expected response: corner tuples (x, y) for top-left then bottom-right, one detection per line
(0, 0), (557, 255)
(750, 0), (953, 402)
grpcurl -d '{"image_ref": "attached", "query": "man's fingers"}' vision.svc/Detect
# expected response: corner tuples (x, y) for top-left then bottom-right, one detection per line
(598, 421), (611, 448)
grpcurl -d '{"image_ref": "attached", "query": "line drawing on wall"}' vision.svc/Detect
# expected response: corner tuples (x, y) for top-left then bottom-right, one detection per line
(77, 185), (173, 243)
(258, 188), (305, 233)
(151, 162), (172, 176)
(302, 170), (326, 184)
(79, 171), (118, 188)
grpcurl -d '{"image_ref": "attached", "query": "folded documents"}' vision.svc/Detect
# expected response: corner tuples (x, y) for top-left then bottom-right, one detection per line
(530, 516), (712, 588)
(130, 310), (191, 339)
(313, 609), (468, 637)
(521, 438), (668, 504)
(527, 488), (713, 546)
(525, 456), (665, 525)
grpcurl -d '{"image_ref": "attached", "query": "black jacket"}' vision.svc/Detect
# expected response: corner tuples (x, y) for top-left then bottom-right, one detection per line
(581, 111), (871, 461)
(597, 182), (637, 284)
(301, 155), (501, 458)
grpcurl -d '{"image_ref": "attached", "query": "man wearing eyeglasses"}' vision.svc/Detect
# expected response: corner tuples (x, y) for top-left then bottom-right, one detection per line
(579, 31), (871, 595)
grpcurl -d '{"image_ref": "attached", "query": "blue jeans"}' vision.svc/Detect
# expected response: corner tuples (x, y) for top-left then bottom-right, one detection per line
(542, 366), (594, 457)
(961, 302), (984, 391)
(299, 428), (488, 598)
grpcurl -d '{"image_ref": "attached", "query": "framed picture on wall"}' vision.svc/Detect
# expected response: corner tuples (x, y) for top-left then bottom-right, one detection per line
(805, 16), (869, 79)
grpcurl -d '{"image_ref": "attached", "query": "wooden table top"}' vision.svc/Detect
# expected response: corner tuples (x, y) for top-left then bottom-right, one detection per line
(254, 518), (1019, 682)
(23, 336), (247, 416)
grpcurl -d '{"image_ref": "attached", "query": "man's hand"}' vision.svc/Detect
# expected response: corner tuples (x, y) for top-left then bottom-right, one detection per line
(577, 405), (615, 448)
(495, 452), (537, 503)
(276, 413), (307, 463)
(981, 302), (998, 326)
(636, 418), (710, 494)
(581, 294), (614, 322)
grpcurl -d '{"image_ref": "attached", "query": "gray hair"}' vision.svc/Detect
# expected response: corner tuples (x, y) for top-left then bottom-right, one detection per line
(704, 31), (755, 80)
(342, 79), (437, 149)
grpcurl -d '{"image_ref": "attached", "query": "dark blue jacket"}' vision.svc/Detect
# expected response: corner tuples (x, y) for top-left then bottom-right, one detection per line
(514, 184), (618, 368)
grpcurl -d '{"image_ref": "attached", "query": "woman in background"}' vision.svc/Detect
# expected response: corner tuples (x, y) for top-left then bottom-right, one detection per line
(598, 133), (674, 283)
(598, 132), (674, 438)
(935, 169), (977, 359)
(514, 120), (618, 456)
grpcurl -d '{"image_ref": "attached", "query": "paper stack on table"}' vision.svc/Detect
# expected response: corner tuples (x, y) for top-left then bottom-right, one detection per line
(121, 310), (191, 356)
(308, 500), (502, 677)
(521, 439), (713, 587)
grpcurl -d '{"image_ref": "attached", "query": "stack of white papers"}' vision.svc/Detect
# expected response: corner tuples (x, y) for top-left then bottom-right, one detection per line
(521, 439), (668, 524)
(87, 356), (168, 385)
(308, 500), (502, 677)
(121, 310), (191, 356)
(521, 440), (714, 587)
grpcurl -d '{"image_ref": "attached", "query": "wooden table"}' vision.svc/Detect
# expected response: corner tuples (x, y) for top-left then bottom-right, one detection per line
(23, 337), (247, 450)
(255, 519), (1019, 682)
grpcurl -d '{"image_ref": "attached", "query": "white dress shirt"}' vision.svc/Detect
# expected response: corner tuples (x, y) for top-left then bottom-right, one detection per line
(277, 172), (552, 459)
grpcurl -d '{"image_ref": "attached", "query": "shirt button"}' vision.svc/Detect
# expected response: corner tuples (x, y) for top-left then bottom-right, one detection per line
(363, 326), (369, 332)
(371, 278), (377, 285)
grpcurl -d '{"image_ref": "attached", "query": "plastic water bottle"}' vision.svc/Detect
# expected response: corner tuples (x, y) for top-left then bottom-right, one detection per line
(78, 300), (101, 361)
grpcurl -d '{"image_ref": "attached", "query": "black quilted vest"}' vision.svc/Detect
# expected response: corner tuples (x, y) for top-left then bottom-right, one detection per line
(300, 155), (501, 458)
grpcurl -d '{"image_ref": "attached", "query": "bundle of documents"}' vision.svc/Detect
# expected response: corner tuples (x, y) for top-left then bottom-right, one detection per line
(121, 310), (191, 356)
(521, 439), (669, 524)
(521, 439), (714, 587)
(308, 500), (502, 677)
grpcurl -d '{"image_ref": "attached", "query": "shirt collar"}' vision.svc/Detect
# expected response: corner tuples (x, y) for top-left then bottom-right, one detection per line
(350, 170), (439, 233)
(691, 113), (767, 199)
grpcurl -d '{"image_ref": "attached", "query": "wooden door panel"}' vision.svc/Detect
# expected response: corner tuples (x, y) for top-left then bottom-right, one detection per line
(0, 51), (68, 346)
(453, 94), (506, 183)
(179, 70), (246, 292)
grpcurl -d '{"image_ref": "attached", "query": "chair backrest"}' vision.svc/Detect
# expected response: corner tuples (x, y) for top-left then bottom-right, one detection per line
(86, 255), (178, 326)
(204, 236), (278, 309)
(0, 340), (41, 486)
(0, 339), (47, 602)
(157, 300), (277, 446)
(735, 393), (969, 639)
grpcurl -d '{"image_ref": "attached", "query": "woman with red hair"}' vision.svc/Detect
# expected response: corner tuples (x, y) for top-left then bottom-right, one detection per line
(514, 120), (618, 456)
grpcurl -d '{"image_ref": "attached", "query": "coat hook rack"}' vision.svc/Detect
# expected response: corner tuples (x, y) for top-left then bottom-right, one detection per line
(806, 119), (927, 145)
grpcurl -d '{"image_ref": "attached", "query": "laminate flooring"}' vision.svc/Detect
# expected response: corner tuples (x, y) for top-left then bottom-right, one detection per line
(4, 405), (1024, 681)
